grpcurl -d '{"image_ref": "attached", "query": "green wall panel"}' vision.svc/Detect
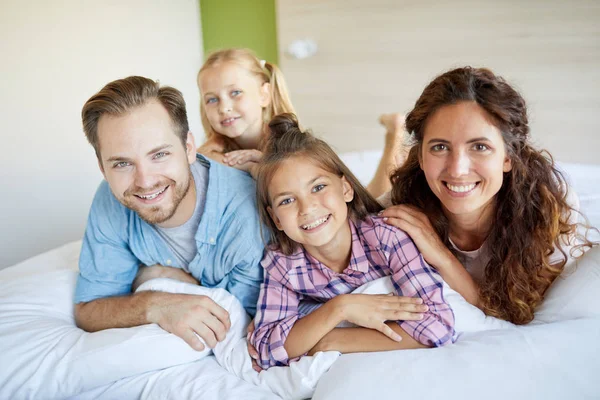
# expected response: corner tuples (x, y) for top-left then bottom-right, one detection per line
(200, 0), (278, 64)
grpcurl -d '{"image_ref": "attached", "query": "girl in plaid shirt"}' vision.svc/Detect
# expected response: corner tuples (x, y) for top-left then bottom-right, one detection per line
(249, 113), (455, 370)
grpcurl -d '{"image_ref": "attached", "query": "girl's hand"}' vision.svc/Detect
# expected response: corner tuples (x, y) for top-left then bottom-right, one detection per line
(246, 321), (262, 372)
(337, 293), (428, 342)
(223, 149), (263, 167)
(197, 138), (226, 156)
(380, 204), (454, 271)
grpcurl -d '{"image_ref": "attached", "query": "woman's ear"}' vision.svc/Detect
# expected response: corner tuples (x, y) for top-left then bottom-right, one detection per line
(267, 206), (283, 230)
(260, 82), (271, 108)
(341, 176), (355, 203)
(503, 155), (512, 172)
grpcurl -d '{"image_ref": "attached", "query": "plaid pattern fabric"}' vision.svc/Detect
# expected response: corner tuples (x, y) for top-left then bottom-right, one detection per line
(250, 216), (455, 369)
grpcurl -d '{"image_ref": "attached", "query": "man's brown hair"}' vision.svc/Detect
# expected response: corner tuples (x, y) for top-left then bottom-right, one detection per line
(82, 76), (189, 159)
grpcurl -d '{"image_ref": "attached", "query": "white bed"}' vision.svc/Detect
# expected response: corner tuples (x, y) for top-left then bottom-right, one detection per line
(1, 153), (599, 400)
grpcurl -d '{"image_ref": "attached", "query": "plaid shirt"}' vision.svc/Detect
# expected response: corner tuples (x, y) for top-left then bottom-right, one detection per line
(250, 216), (455, 369)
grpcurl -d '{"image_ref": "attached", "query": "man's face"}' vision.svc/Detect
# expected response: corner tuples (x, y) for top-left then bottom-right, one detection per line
(97, 99), (197, 228)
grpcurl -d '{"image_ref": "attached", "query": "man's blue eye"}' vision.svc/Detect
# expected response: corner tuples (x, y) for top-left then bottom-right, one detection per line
(114, 161), (130, 168)
(154, 151), (168, 159)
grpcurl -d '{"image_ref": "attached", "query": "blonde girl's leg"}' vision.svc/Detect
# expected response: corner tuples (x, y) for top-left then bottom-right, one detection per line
(366, 113), (407, 198)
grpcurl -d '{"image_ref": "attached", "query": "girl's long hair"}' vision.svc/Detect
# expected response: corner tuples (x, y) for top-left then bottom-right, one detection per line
(257, 113), (382, 255)
(197, 48), (295, 152)
(390, 66), (596, 324)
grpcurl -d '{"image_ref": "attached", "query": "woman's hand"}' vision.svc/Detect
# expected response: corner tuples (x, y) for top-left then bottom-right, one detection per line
(246, 321), (262, 372)
(338, 293), (428, 342)
(380, 204), (454, 271)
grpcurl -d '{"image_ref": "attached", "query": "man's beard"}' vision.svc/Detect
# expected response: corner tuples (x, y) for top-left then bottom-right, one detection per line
(121, 171), (192, 225)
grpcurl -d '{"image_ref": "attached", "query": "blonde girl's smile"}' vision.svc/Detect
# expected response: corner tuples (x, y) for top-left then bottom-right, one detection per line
(199, 62), (270, 143)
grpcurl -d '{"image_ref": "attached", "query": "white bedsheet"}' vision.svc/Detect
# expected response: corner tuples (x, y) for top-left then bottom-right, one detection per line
(0, 242), (278, 400)
(2, 155), (599, 400)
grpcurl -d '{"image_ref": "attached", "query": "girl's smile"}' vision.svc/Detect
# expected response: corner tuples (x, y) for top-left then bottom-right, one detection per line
(267, 156), (354, 262)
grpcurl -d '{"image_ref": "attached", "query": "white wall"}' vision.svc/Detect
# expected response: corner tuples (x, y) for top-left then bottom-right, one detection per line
(0, 0), (204, 269)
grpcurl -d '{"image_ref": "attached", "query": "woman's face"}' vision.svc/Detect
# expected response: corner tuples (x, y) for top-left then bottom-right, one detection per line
(420, 101), (512, 225)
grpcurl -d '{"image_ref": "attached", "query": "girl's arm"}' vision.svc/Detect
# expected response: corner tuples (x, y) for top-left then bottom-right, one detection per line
(251, 273), (317, 369)
(197, 138), (227, 163)
(251, 274), (424, 368)
(284, 291), (424, 359)
(380, 204), (480, 306)
(309, 323), (427, 355)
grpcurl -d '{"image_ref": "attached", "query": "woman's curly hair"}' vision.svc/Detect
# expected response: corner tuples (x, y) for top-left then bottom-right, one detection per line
(390, 67), (596, 324)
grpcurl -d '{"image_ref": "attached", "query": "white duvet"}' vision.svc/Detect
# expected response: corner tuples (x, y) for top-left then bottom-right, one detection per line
(1, 240), (599, 399)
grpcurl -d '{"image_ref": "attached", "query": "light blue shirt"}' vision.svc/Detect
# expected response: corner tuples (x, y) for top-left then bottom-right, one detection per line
(75, 155), (265, 315)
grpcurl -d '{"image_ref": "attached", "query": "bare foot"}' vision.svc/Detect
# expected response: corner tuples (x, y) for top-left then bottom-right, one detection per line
(379, 113), (405, 144)
(379, 113), (407, 166)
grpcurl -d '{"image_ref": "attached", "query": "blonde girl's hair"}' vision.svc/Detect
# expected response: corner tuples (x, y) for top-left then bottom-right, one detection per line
(256, 113), (383, 255)
(197, 48), (295, 152)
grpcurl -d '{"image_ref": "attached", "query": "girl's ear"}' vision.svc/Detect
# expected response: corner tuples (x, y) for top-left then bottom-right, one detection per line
(267, 206), (283, 230)
(260, 82), (271, 108)
(341, 176), (355, 203)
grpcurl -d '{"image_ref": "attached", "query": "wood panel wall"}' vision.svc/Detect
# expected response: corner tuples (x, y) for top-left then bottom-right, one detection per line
(276, 0), (600, 164)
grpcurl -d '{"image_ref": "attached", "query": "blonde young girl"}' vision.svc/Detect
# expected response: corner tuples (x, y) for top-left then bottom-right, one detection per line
(196, 48), (295, 175)
(249, 113), (455, 370)
(196, 47), (402, 196)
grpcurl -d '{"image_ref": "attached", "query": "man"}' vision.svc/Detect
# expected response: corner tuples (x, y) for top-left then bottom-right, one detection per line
(74, 76), (264, 351)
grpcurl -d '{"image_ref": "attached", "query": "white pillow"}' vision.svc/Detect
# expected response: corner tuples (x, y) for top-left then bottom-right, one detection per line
(534, 246), (600, 323)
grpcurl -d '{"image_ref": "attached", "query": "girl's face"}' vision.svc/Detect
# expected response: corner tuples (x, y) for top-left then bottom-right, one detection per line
(420, 101), (512, 226)
(199, 62), (270, 141)
(267, 156), (354, 254)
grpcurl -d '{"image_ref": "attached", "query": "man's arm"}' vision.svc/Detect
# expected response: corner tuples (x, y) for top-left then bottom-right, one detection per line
(75, 291), (231, 350)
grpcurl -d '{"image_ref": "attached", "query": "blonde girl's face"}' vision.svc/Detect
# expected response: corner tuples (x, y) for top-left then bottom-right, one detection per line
(267, 157), (354, 255)
(199, 62), (270, 142)
(420, 101), (512, 226)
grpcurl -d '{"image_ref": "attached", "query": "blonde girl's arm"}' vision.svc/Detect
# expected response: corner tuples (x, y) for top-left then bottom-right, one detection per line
(197, 137), (227, 163)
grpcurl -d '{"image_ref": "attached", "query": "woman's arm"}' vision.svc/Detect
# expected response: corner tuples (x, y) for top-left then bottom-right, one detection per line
(380, 204), (480, 307)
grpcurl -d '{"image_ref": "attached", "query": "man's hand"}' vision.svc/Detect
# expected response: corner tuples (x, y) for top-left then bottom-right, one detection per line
(148, 293), (231, 351)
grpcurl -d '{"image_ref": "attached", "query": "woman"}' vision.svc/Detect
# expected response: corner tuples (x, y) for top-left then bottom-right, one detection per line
(380, 66), (596, 324)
